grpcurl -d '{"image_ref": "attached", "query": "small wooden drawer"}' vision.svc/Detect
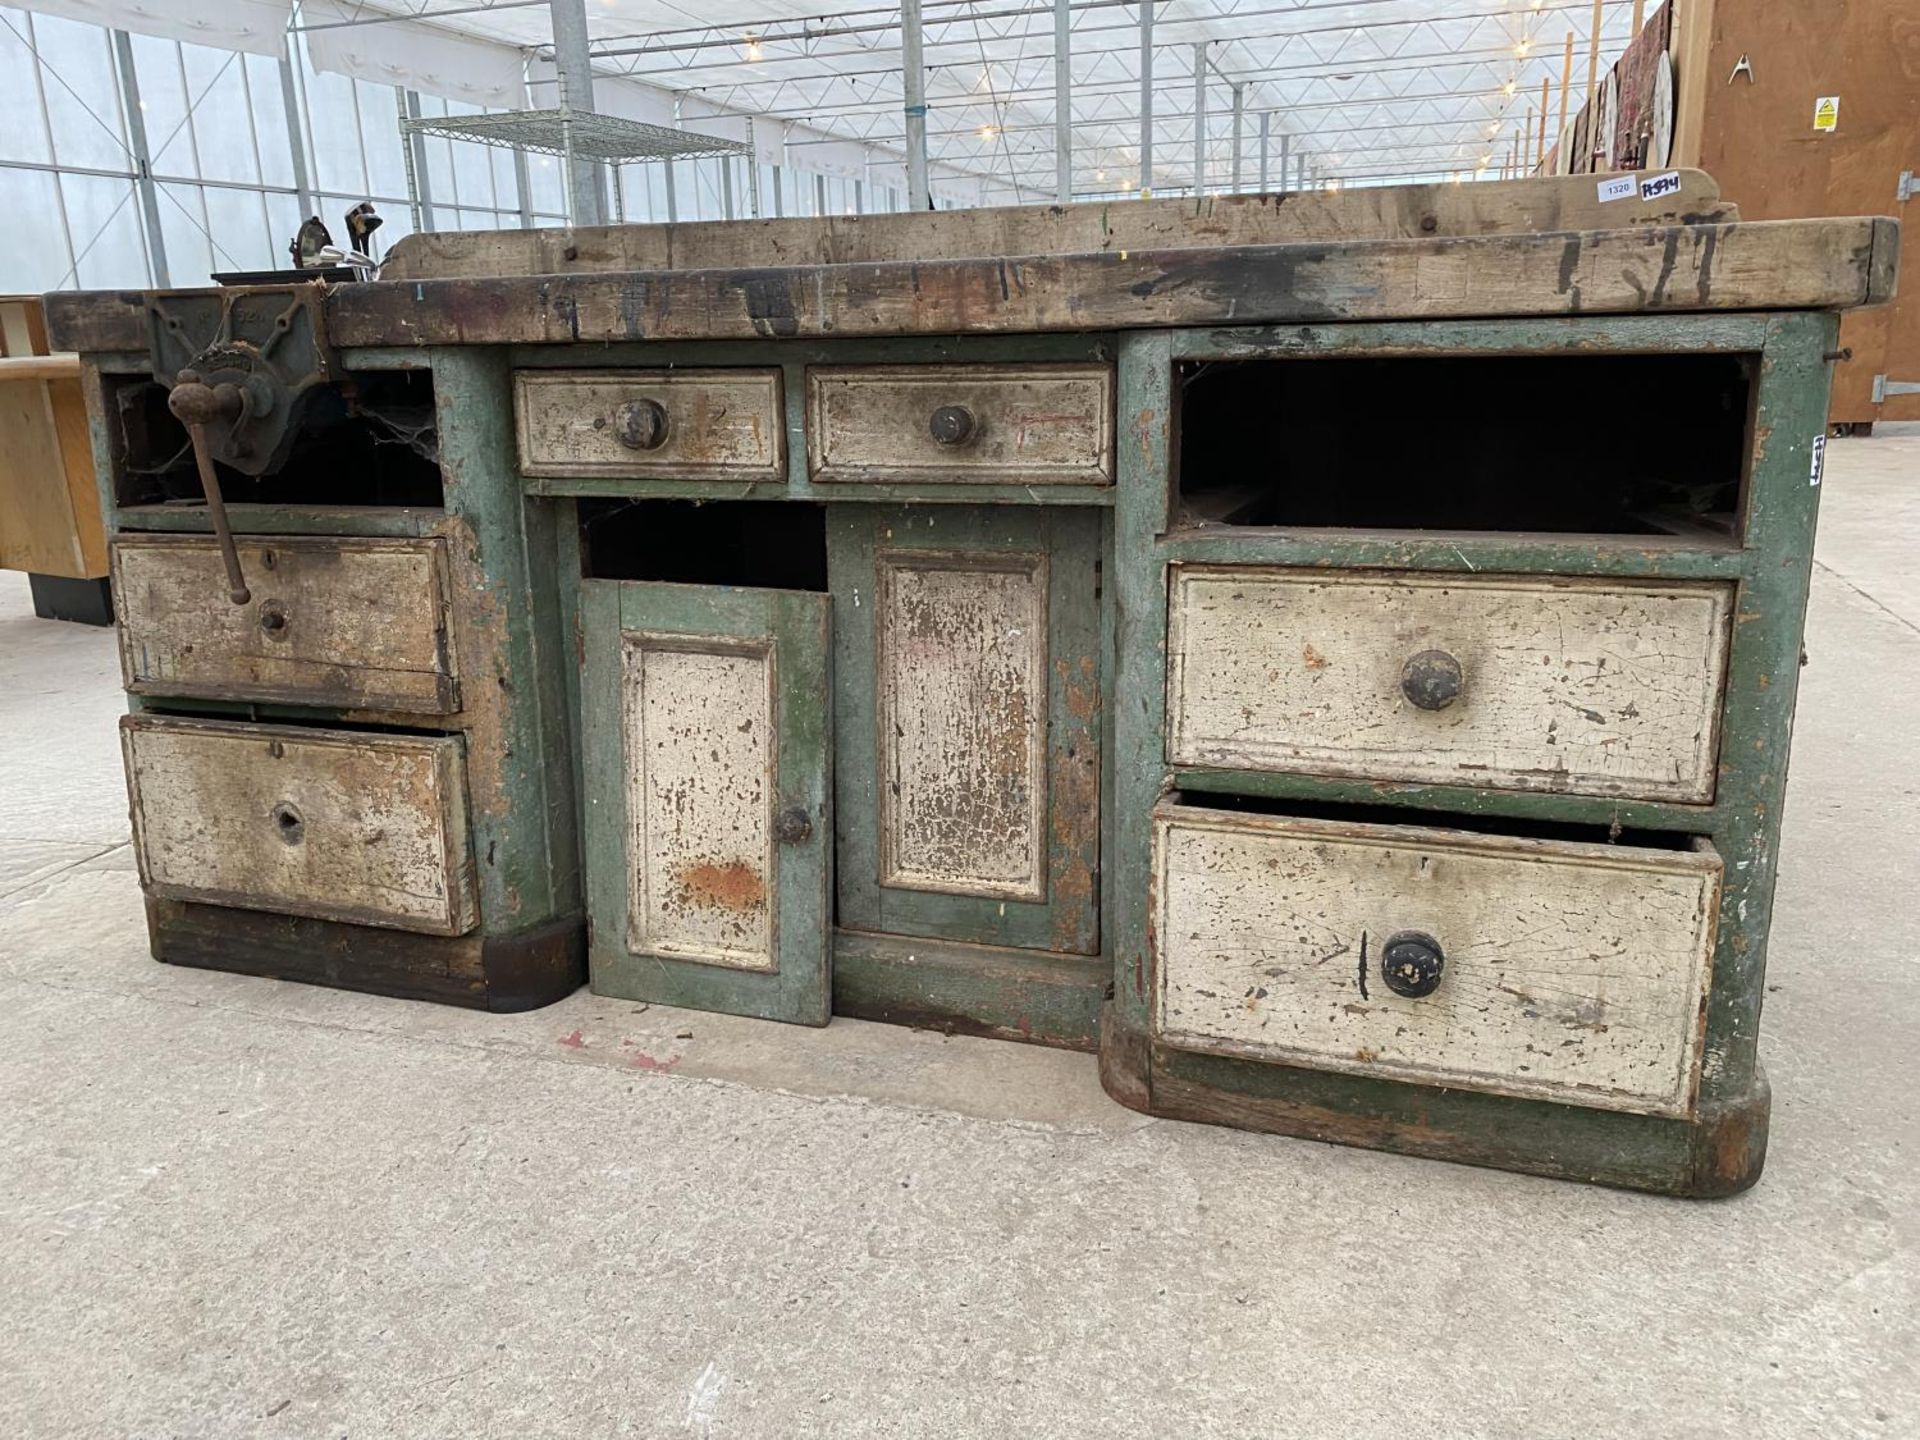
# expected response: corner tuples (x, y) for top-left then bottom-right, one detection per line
(806, 364), (1114, 485)
(112, 534), (457, 713)
(1152, 805), (1720, 1117)
(1167, 567), (1733, 803)
(514, 369), (785, 480)
(122, 716), (479, 936)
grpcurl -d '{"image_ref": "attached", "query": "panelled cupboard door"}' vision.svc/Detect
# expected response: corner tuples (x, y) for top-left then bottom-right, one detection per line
(579, 580), (833, 1026)
(829, 506), (1101, 955)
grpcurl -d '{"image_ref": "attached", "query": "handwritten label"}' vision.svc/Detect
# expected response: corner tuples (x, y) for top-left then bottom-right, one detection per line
(1809, 433), (1826, 487)
(1596, 175), (1637, 203)
(1639, 170), (1682, 202)
(1814, 96), (1839, 132)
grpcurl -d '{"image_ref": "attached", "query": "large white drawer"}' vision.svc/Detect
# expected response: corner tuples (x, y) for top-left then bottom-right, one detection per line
(113, 534), (457, 713)
(1152, 804), (1721, 1117)
(123, 716), (478, 936)
(1166, 566), (1733, 803)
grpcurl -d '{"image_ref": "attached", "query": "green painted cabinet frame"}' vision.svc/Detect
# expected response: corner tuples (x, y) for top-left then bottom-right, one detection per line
(82, 347), (586, 1011)
(1100, 313), (1834, 1195)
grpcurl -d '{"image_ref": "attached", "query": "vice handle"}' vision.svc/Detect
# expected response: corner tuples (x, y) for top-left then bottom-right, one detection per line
(169, 379), (250, 606)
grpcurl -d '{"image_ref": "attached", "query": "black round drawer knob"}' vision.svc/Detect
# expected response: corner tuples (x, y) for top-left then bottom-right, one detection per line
(1400, 649), (1463, 711)
(929, 404), (977, 446)
(1381, 931), (1445, 998)
(773, 806), (813, 844)
(613, 398), (670, 451)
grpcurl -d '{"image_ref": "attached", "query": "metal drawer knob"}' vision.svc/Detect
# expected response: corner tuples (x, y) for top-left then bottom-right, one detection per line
(257, 601), (289, 636)
(1400, 649), (1463, 711)
(929, 403), (977, 446)
(613, 398), (670, 451)
(1381, 931), (1444, 998)
(773, 806), (813, 844)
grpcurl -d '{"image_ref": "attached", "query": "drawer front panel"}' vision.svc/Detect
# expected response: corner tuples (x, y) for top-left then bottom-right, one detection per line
(123, 716), (478, 936)
(807, 364), (1113, 485)
(1153, 806), (1720, 1116)
(1168, 567), (1733, 802)
(514, 369), (785, 480)
(113, 535), (457, 712)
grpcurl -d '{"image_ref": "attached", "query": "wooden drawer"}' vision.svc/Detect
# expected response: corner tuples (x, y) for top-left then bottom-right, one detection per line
(1167, 567), (1733, 803)
(1152, 804), (1720, 1116)
(514, 368), (785, 480)
(806, 364), (1113, 485)
(122, 716), (478, 936)
(112, 534), (457, 713)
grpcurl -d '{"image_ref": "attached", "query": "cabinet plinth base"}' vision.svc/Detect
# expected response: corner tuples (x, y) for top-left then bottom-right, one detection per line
(1097, 1004), (1768, 1197)
(831, 930), (1106, 1051)
(147, 897), (585, 1013)
(29, 573), (112, 626)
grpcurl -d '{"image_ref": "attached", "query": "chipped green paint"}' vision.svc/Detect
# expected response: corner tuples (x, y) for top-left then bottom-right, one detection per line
(579, 579), (833, 1026)
(431, 348), (580, 935)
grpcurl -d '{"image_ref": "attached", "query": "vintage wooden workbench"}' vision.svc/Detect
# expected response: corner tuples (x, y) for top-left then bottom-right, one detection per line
(45, 172), (1898, 1195)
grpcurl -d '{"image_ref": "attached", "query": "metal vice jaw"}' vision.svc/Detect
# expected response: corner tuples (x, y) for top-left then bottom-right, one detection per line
(146, 283), (338, 605)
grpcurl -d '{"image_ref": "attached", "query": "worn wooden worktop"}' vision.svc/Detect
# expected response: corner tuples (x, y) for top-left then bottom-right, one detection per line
(43, 172), (1898, 355)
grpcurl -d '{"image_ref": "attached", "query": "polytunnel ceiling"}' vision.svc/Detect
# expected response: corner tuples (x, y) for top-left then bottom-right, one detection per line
(320, 0), (1648, 197)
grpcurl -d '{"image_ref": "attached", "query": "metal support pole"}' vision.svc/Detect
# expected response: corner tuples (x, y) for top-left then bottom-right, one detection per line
(1053, 0), (1071, 203)
(549, 0), (605, 226)
(902, 0), (930, 210)
(1278, 131), (1290, 193)
(1258, 111), (1268, 190)
(746, 119), (763, 218)
(513, 147), (534, 226)
(1295, 151), (1305, 191)
(274, 52), (314, 222)
(399, 89), (435, 234)
(1191, 43), (1205, 195)
(722, 156), (735, 219)
(111, 29), (169, 287)
(1138, 0), (1152, 195)
(1230, 83), (1244, 193)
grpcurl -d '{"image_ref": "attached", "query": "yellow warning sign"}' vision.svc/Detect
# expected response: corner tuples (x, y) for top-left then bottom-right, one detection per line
(1814, 96), (1840, 132)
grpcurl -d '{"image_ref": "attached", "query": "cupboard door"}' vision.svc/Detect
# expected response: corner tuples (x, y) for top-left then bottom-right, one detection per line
(580, 580), (832, 1025)
(829, 507), (1101, 954)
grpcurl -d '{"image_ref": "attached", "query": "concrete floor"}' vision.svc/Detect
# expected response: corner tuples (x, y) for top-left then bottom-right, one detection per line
(2, 431), (1916, 1440)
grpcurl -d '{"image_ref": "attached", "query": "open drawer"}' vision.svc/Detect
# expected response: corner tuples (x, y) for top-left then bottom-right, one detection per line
(1167, 566), (1734, 803)
(122, 715), (478, 936)
(113, 534), (458, 713)
(1151, 803), (1721, 1117)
